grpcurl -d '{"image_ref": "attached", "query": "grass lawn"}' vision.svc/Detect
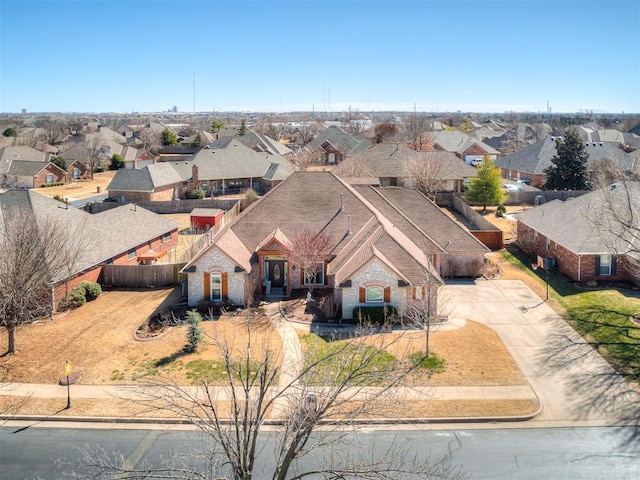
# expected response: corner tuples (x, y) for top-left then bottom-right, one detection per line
(498, 247), (640, 383)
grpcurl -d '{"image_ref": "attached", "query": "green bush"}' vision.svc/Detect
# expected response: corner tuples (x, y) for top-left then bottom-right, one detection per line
(495, 203), (507, 218)
(186, 187), (205, 199)
(41, 182), (64, 188)
(59, 286), (87, 310)
(52, 194), (66, 204)
(352, 306), (398, 325)
(79, 281), (102, 301)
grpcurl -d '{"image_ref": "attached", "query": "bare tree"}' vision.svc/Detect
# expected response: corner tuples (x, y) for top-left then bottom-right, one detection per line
(406, 113), (428, 150)
(585, 175), (640, 285)
(15, 129), (42, 149)
(404, 153), (447, 199)
(0, 199), (91, 354)
(39, 119), (65, 145)
(373, 122), (399, 143)
(178, 123), (198, 137)
(296, 123), (318, 146)
(72, 314), (465, 480)
(136, 128), (160, 152)
(286, 229), (331, 295)
(83, 133), (104, 179)
(291, 149), (319, 171)
(404, 277), (451, 358)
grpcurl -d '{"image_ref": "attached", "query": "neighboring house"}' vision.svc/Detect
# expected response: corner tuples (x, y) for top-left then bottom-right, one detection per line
(7, 161), (66, 188)
(495, 136), (639, 188)
(305, 126), (373, 165)
(168, 137), (294, 195)
(572, 124), (640, 149)
(426, 131), (500, 164)
(182, 171), (488, 319)
(233, 131), (293, 157)
(60, 140), (150, 174)
(107, 162), (183, 202)
(515, 184), (639, 286)
(0, 189), (179, 305)
(333, 143), (477, 193)
(0, 145), (53, 187)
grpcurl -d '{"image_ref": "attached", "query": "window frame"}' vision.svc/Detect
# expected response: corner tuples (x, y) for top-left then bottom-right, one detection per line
(210, 272), (222, 301)
(598, 254), (612, 276)
(127, 249), (136, 261)
(365, 286), (384, 304)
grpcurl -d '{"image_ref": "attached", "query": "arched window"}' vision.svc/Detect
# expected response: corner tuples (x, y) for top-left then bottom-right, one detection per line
(365, 286), (384, 303)
(210, 272), (222, 301)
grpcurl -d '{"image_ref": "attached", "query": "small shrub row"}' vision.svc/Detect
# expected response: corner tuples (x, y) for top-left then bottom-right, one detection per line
(58, 281), (102, 311)
(41, 182), (65, 188)
(353, 306), (398, 325)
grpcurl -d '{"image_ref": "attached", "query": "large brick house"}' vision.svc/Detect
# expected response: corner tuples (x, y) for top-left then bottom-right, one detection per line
(516, 183), (640, 286)
(182, 171), (488, 320)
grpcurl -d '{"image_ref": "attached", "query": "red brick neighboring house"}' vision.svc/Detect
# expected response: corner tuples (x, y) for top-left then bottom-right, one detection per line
(495, 136), (639, 188)
(0, 189), (180, 308)
(516, 185), (639, 286)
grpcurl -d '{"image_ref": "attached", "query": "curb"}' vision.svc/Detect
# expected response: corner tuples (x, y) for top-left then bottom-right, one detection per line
(1, 404), (543, 426)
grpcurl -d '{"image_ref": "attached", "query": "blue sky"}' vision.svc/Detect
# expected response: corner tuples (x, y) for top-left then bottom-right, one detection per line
(1, 0), (639, 113)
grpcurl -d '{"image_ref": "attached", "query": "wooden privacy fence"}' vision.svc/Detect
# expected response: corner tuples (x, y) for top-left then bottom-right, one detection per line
(85, 199), (240, 215)
(103, 264), (186, 288)
(451, 195), (504, 250)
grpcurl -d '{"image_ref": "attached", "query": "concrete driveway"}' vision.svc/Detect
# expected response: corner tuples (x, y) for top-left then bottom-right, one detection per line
(442, 279), (637, 426)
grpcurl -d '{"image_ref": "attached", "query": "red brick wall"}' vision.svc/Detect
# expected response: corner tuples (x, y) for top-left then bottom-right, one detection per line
(501, 168), (544, 188)
(34, 165), (66, 187)
(517, 222), (630, 283)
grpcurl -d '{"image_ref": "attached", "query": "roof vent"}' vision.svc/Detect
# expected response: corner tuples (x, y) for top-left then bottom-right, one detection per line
(339, 193), (344, 212)
(599, 142), (603, 147)
(592, 142), (596, 147)
(346, 215), (352, 235)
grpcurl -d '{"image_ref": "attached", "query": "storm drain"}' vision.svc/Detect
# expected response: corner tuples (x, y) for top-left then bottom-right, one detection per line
(518, 306), (528, 313)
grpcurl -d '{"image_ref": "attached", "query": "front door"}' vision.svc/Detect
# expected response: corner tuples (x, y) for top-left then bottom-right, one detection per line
(268, 260), (285, 288)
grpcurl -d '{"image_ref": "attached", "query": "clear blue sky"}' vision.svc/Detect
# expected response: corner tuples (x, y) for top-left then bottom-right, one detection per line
(1, 0), (639, 114)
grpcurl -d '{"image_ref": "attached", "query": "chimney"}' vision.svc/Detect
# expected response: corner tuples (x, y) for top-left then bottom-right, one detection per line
(192, 164), (199, 182)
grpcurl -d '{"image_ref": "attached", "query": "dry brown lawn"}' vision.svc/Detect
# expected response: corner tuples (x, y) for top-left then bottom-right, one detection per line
(1, 285), (537, 419)
(0, 288), (282, 385)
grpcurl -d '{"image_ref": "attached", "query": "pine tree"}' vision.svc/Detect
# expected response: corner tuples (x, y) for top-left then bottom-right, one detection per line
(185, 309), (203, 352)
(238, 119), (248, 136)
(464, 157), (506, 211)
(544, 129), (590, 190)
(161, 128), (178, 146)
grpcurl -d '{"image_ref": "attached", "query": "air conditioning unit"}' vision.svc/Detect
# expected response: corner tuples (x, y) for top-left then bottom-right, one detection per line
(543, 257), (556, 269)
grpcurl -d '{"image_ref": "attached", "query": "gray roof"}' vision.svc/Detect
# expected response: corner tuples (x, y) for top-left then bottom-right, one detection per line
(516, 182), (640, 254)
(0, 146), (48, 175)
(170, 139), (293, 182)
(426, 131), (499, 155)
(334, 143), (477, 180)
(0, 189), (178, 280)
(306, 126), (373, 156)
(495, 137), (638, 174)
(186, 171), (487, 286)
(7, 160), (61, 177)
(107, 162), (182, 192)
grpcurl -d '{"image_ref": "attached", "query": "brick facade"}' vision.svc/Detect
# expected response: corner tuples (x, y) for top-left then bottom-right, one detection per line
(517, 222), (629, 283)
